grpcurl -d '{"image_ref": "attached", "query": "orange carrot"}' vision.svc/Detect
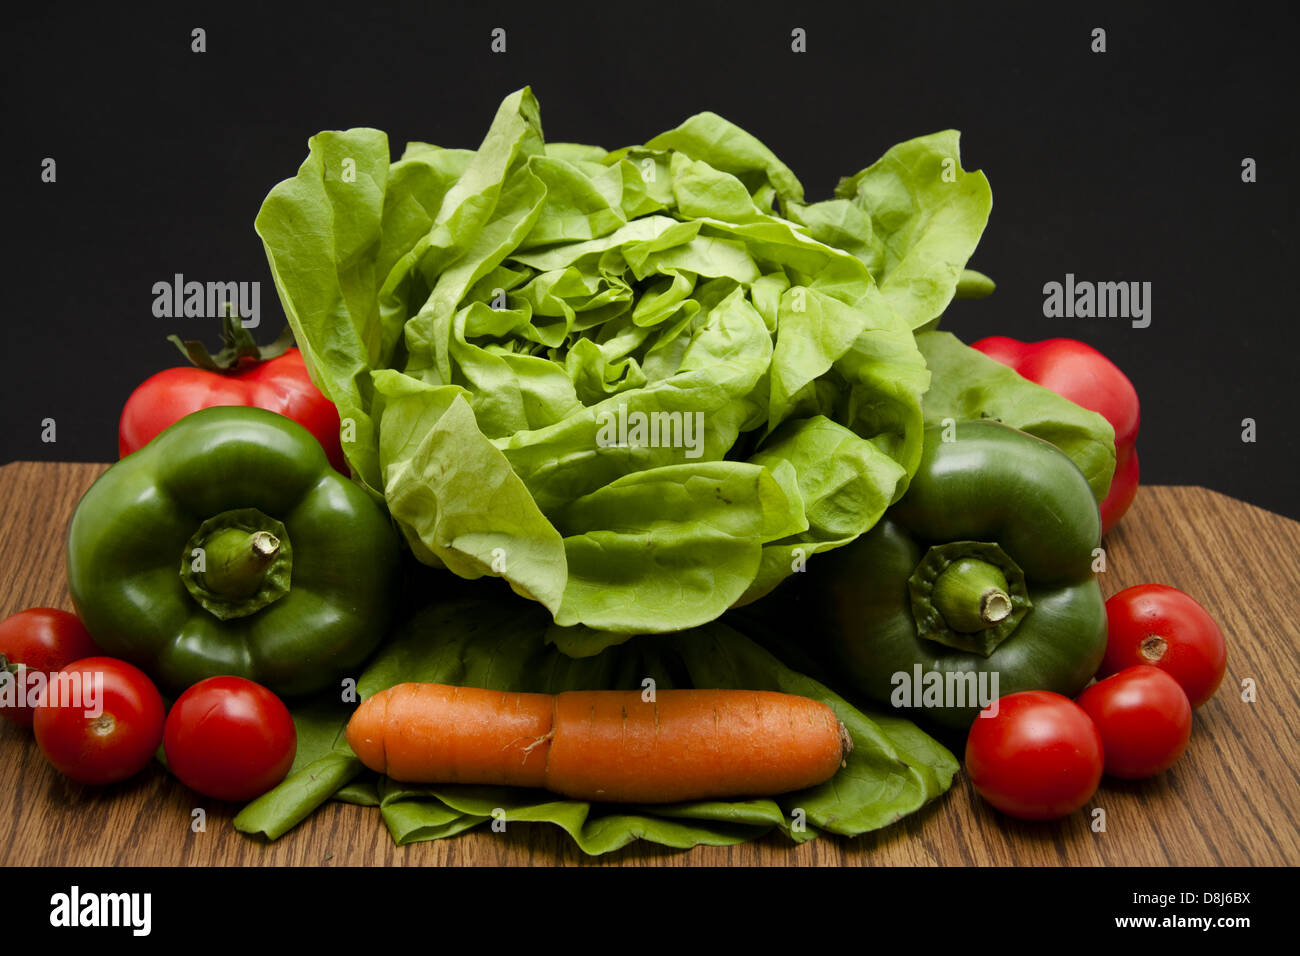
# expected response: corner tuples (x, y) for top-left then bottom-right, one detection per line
(346, 683), (852, 803)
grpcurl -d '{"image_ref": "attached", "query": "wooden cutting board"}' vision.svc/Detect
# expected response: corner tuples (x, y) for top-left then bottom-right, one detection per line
(1, 461), (1296, 866)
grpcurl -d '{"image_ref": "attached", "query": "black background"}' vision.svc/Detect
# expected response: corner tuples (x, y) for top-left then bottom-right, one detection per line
(4, 1), (1297, 517)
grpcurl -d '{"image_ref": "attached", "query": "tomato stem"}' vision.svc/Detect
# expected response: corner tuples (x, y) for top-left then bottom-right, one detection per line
(1140, 635), (1169, 663)
(166, 305), (294, 373)
(90, 713), (116, 737)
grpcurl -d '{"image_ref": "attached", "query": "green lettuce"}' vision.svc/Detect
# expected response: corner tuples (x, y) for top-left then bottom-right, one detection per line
(255, 88), (992, 639)
(233, 586), (958, 854)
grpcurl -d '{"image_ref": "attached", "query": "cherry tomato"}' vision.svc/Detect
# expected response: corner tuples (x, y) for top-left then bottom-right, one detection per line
(163, 676), (296, 802)
(33, 657), (165, 785)
(0, 609), (101, 728)
(965, 691), (1104, 821)
(1076, 666), (1192, 779)
(1101, 584), (1226, 708)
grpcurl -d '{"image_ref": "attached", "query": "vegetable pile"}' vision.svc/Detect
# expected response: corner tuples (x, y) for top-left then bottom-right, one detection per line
(0, 85), (1234, 853)
(254, 86), (993, 645)
(232, 595), (958, 852)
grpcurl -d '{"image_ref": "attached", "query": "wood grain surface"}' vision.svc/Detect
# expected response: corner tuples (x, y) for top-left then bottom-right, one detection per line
(1, 461), (1296, 866)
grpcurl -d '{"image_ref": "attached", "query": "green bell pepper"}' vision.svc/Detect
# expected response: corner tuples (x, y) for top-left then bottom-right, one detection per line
(808, 419), (1107, 731)
(67, 406), (402, 697)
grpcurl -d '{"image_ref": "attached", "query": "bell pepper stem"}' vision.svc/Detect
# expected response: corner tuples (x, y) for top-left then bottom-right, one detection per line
(181, 508), (293, 621)
(907, 540), (1031, 657)
(201, 527), (282, 599)
(932, 558), (1013, 633)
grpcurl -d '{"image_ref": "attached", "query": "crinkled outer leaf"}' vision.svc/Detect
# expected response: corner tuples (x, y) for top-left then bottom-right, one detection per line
(254, 128), (393, 499)
(372, 372), (567, 611)
(917, 331), (1116, 503)
(551, 461), (803, 631)
(234, 589), (957, 854)
(255, 88), (996, 633)
(787, 131), (992, 331)
(735, 415), (910, 606)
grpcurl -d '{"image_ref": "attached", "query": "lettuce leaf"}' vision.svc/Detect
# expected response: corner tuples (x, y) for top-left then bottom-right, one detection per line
(256, 87), (992, 635)
(787, 130), (993, 332)
(234, 586), (958, 854)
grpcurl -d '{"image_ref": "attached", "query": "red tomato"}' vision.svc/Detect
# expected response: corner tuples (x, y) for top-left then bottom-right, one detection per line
(1076, 666), (1192, 779)
(965, 691), (1104, 821)
(0, 608), (101, 728)
(1101, 584), (1226, 708)
(163, 676), (296, 802)
(33, 658), (165, 785)
(1100, 445), (1140, 535)
(118, 349), (346, 473)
